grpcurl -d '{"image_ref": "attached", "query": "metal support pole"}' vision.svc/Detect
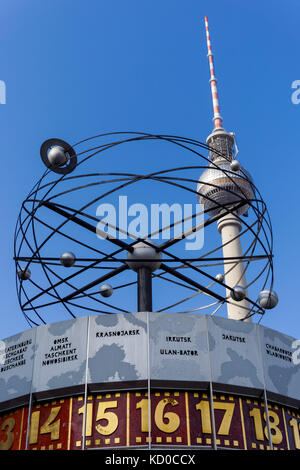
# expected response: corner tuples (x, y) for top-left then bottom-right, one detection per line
(137, 267), (152, 312)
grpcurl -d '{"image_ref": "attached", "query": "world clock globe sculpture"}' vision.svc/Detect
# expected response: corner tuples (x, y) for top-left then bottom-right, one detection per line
(4, 18), (300, 454)
(14, 130), (277, 327)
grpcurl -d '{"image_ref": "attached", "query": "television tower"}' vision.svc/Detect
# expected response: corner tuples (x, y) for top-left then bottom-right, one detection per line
(198, 17), (254, 321)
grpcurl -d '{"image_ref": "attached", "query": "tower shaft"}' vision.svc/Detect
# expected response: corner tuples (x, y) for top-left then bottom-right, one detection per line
(218, 214), (250, 321)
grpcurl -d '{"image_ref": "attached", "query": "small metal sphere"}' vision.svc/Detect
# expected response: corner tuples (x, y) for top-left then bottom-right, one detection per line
(215, 273), (224, 283)
(48, 146), (68, 167)
(126, 240), (162, 272)
(230, 159), (241, 171)
(230, 285), (246, 301)
(60, 252), (76, 267)
(99, 284), (114, 298)
(258, 290), (278, 309)
(17, 268), (31, 281)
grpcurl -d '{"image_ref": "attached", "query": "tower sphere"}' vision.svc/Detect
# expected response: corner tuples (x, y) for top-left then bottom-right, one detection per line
(126, 240), (162, 272)
(60, 252), (76, 268)
(230, 285), (246, 301)
(197, 161), (254, 216)
(99, 284), (113, 298)
(48, 146), (68, 167)
(258, 290), (278, 309)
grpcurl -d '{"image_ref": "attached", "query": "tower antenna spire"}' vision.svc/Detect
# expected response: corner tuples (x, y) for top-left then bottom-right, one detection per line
(204, 16), (223, 130)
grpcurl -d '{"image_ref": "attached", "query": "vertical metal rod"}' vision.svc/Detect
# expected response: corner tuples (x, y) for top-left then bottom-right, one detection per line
(205, 316), (217, 449)
(25, 329), (37, 450)
(257, 324), (272, 449)
(263, 389), (273, 450)
(209, 382), (217, 450)
(25, 392), (33, 450)
(147, 312), (152, 449)
(82, 316), (91, 450)
(138, 267), (153, 312)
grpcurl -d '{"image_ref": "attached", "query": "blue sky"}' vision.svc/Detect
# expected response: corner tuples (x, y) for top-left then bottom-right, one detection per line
(0, 0), (299, 339)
